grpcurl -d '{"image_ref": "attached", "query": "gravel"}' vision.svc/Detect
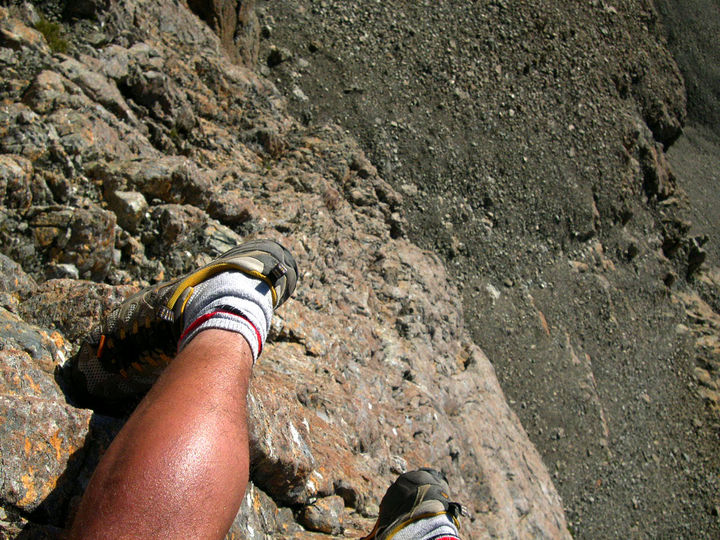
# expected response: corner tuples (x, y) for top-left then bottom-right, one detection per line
(258, 0), (720, 537)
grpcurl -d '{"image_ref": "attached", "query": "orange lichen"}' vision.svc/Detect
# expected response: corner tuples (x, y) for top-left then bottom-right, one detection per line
(49, 430), (64, 461)
(49, 331), (66, 350)
(23, 373), (41, 395)
(18, 472), (38, 507)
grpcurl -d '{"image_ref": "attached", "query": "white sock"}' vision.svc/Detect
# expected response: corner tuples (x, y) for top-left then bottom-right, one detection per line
(391, 513), (460, 540)
(177, 271), (273, 362)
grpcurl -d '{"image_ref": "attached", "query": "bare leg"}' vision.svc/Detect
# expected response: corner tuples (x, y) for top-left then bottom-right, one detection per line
(69, 329), (252, 539)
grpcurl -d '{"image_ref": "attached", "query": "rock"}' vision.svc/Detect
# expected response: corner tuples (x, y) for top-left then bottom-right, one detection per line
(299, 495), (345, 534)
(0, 7), (49, 54)
(256, 128), (286, 157)
(0, 154), (34, 210)
(149, 203), (203, 241)
(8, 2), (41, 27)
(687, 237), (707, 278)
(92, 157), (213, 209)
(0, 104), (57, 163)
(0, 386), (91, 518)
(0, 253), (37, 312)
(22, 70), (69, 115)
(106, 190), (148, 233)
(0, 309), (92, 519)
(15, 74), (150, 165)
(640, 139), (676, 200)
(112, 46), (196, 132)
(143, 203), (243, 274)
(57, 57), (138, 125)
(19, 279), (136, 343)
(348, 186), (375, 206)
(27, 204), (116, 281)
(673, 289), (720, 417)
(0, 306), (64, 367)
(247, 371), (317, 505)
(292, 85), (308, 101)
(661, 217), (692, 258)
(125, 69), (170, 112)
(207, 190), (257, 225)
(46, 263), (80, 280)
(229, 482), (303, 538)
(349, 153), (376, 179)
(267, 45), (292, 67)
(626, 242), (640, 260)
(64, 0), (112, 19)
(187, 0), (260, 66)
(99, 44), (131, 81)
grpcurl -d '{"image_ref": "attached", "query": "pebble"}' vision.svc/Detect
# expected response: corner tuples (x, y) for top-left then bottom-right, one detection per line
(292, 86), (309, 101)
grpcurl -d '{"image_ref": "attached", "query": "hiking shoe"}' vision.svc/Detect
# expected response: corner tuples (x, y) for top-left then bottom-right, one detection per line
(362, 468), (466, 540)
(61, 238), (297, 411)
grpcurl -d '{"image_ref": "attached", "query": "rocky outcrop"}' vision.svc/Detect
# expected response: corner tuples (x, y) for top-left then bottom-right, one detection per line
(673, 267), (720, 415)
(0, 2), (569, 538)
(187, 0), (260, 67)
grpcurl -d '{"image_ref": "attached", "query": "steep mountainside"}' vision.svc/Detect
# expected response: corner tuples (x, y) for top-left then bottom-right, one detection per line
(257, 0), (720, 538)
(1, 0), (719, 538)
(0, 1), (569, 538)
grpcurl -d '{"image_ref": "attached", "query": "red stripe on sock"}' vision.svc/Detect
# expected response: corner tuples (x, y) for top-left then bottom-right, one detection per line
(179, 309), (262, 355)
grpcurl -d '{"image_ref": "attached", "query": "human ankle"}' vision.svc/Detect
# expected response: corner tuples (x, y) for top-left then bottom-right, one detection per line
(177, 271), (274, 362)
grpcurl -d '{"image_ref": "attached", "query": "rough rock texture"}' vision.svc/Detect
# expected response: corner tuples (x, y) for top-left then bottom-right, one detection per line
(187, 0), (260, 67)
(0, 2), (570, 538)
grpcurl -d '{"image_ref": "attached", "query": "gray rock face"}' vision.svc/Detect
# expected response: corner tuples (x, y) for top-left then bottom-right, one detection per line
(299, 495), (345, 534)
(0, 308), (91, 517)
(0, 253), (37, 313)
(0, 3), (571, 538)
(105, 190), (147, 233)
(0, 155), (34, 210)
(26, 204), (116, 280)
(91, 156), (214, 208)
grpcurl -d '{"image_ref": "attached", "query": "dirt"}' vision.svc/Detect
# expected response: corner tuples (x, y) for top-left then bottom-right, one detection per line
(655, 0), (720, 272)
(667, 125), (720, 267)
(256, 0), (720, 538)
(655, 0), (720, 141)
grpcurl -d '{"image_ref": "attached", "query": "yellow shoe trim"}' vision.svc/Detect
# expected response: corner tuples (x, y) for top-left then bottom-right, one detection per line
(164, 263), (279, 314)
(176, 286), (195, 329)
(179, 286), (194, 314)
